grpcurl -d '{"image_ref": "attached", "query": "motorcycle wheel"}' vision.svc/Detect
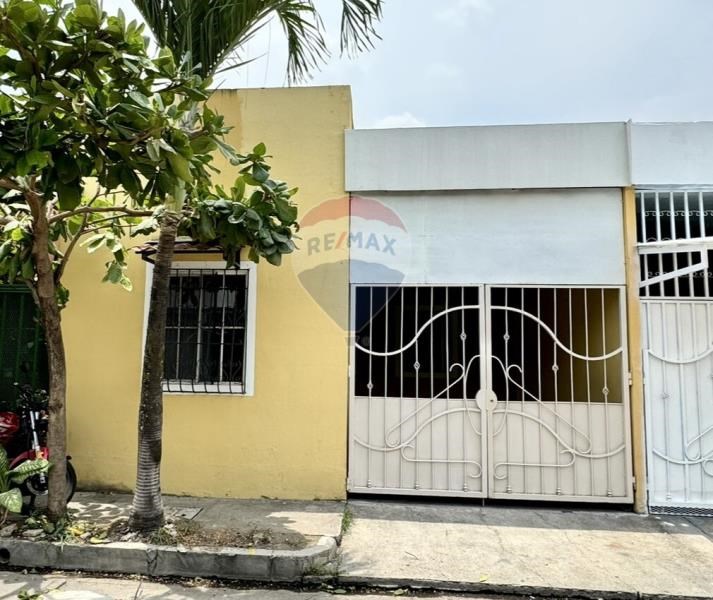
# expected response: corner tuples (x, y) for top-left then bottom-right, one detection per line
(24, 460), (77, 503)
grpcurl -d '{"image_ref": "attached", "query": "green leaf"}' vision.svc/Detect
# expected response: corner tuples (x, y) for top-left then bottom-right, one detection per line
(253, 142), (267, 156)
(252, 164), (269, 183)
(55, 154), (80, 184)
(131, 218), (157, 237)
(190, 136), (218, 155)
(81, 234), (106, 253)
(20, 259), (33, 281)
(0, 488), (22, 514)
(167, 153), (193, 183)
(55, 180), (83, 211)
(8, 458), (49, 485)
(8, 1), (40, 24)
(73, 4), (101, 28)
(146, 140), (161, 162)
(129, 91), (150, 109)
(104, 261), (123, 284)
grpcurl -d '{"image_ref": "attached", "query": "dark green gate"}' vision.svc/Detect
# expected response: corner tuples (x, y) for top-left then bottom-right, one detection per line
(0, 286), (48, 410)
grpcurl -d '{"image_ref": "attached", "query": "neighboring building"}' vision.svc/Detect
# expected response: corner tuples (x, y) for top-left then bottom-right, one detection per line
(0, 86), (710, 515)
(630, 123), (713, 515)
(62, 86), (353, 501)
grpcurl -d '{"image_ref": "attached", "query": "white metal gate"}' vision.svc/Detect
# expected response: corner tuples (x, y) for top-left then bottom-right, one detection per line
(348, 285), (633, 502)
(638, 189), (713, 514)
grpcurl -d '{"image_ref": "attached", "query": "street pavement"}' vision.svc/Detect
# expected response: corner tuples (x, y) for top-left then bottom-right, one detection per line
(0, 570), (498, 600)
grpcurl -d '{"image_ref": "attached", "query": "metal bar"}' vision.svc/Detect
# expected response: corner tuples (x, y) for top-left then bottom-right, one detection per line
(674, 301), (689, 501)
(414, 286), (419, 489)
(601, 288), (611, 495)
(520, 287), (526, 495)
(700, 192), (710, 297)
(655, 192), (664, 297)
(553, 289), (561, 495)
(640, 192), (650, 297)
(537, 288), (543, 494)
(684, 192), (694, 296)
(399, 287), (404, 490)
(641, 261), (708, 288)
(670, 193), (680, 298)
(384, 286), (389, 487)
(175, 271), (183, 387)
(480, 284), (489, 495)
(367, 286), (373, 488)
(429, 287), (434, 489)
(461, 286), (467, 491)
(661, 301), (671, 500)
(568, 289), (576, 494)
(218, 272), (227, 384)
(445, 286), (451, 491)
(583, 289), (594, 496)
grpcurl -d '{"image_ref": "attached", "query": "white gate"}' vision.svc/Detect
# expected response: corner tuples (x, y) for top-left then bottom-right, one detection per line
(638, 189), (713, 514)
(348, 285), (633, 502)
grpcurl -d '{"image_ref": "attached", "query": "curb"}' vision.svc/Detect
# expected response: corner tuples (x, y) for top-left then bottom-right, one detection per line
(0, 536), (337, 583)
(311, 576), (710, 600)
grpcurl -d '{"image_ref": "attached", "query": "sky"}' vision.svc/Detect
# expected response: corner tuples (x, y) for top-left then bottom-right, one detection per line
(104, 0), (713, 128)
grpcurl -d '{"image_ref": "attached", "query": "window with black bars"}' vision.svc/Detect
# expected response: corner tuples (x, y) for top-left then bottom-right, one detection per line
(164, 267), (248, 394)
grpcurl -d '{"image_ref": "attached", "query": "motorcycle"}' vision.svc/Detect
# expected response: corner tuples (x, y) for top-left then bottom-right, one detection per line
(0, 385), (76, 511)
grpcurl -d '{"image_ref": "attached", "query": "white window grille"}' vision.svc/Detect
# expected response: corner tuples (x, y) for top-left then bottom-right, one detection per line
(637, 190), (713, 298)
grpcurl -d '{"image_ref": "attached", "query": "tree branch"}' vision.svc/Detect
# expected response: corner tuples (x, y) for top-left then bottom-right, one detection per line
(54, 214), (88, 285)
(49, 205), (153, 224)
(0, 178), (21, 192)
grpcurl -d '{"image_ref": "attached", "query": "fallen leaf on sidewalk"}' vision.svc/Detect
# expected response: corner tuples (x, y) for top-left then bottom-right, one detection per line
(479, 575), (489, 582)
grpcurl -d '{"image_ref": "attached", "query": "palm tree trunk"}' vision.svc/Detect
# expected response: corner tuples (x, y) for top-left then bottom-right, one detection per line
(128, 211), (179, 531)
(27, 192), (68, 521)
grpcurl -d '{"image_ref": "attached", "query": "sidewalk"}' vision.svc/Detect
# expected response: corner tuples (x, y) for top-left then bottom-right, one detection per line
(3, 492), (713, 598)
(338, 500), (713, 599)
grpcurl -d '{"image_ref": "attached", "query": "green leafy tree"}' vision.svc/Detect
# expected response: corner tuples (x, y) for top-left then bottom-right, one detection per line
(127, 0), (383, 530)
(0, 0), (299, 521)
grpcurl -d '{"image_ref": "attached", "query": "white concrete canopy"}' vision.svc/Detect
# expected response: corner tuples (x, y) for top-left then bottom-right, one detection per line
(629, 122), (713, 187)
(346, 123), (630, 192)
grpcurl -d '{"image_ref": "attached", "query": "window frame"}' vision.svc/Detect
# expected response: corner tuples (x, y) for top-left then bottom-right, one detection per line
(143, 259), (257, 396)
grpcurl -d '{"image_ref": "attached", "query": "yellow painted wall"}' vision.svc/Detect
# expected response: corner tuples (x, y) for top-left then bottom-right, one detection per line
(62, 86), (353, 499)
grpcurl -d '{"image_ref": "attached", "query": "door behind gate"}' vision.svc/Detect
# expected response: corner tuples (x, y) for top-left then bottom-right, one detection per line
(348, 285), (633, 502)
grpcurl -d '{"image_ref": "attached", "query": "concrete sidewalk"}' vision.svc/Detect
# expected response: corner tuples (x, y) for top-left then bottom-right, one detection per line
(10, 492), (713, 598)
(338, 500), (713, 599)
(69, 492), (344, 545)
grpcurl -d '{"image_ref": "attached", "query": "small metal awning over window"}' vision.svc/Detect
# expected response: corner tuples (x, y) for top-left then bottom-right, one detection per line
(134, 240), (226, 264)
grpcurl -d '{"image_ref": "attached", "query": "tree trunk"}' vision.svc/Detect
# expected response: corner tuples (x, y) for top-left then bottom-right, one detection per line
(129, 211), (180, 531)
(28, 195), (68, 521)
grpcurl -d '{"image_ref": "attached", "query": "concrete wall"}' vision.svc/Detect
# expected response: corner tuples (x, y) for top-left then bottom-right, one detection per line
(62, 86), (353, 499)
(630, 122), (713, 187)
(351, 189), (626, 286)
(346, 123), (630, 192)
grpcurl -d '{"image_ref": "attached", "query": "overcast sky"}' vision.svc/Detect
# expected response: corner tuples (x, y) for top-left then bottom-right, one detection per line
(104, 0), (713, 128)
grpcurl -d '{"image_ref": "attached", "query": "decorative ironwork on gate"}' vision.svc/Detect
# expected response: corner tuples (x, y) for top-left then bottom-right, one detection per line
(349, 285), (633, 502)
(637, 189), (713, 514)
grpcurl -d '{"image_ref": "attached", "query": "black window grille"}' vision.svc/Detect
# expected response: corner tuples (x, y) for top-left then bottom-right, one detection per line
(163, 267), (249, 394)
(0, 285), (48, 410)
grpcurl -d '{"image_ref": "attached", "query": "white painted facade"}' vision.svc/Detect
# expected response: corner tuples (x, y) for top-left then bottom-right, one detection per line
(345, 120), (713, 511)
(629, 122), (713, 187)
(346, 122), (629, 192)
(351, 189), (626, 286)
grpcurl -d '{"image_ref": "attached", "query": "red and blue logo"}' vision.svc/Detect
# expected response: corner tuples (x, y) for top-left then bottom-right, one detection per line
(292, 195), (412, 329)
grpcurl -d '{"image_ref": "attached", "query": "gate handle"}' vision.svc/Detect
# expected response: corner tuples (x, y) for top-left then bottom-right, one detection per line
(475, 389), (498, 411)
